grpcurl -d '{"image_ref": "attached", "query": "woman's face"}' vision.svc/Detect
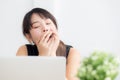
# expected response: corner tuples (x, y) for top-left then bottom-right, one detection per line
(29, 13), (58, 44)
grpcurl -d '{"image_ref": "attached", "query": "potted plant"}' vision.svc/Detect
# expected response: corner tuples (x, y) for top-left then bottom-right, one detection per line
(77, 51), (120, 80)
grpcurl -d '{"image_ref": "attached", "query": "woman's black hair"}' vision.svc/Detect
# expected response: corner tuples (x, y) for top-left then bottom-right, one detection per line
(23, 8), (57, 36)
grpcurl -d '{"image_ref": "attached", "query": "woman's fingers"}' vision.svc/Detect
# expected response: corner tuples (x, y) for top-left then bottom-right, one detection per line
(53, 33), (59, 44)
(40, 31), (49, 42)
(48, 34), (59, 49)
(44, 31), (52, 43)
(36, 31), (59, 56)
(48, 36), (54, 47)
(38, 31), (50, 43)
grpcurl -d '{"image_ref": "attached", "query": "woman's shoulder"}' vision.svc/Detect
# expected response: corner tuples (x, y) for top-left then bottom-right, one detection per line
(66, 45), (79, 56)
(16, 45), (28, 56)
(69, 48), (80, 57)
(70, 48), (80, 55)
(67, 47), (80, 62)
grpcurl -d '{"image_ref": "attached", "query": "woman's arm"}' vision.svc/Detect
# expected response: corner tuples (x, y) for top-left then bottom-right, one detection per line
(16, 45), (27, 56)
(66, 48), (80, 80)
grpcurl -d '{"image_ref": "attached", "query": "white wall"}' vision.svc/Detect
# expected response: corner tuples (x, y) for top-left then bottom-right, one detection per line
(54, 0), (120, 58)
(33, 0), (56, 15)
(0, 0), (33, 56)
(0, 0), (120, 58)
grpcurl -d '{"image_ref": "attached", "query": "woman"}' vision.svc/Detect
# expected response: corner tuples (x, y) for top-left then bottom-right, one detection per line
(16, 8), (80, 80)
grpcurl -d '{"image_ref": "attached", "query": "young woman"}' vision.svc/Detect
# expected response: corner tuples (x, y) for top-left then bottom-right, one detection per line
(16, 8), (80, 80)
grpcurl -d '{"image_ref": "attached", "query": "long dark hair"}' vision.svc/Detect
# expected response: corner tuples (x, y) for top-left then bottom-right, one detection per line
(22, 8), (66, 57)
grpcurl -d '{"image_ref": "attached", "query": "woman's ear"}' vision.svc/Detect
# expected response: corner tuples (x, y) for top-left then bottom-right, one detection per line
(25, 34), (33, 44)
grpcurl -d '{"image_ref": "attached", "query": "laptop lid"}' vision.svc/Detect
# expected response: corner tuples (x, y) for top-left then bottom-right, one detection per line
(0, 56), (66, 80)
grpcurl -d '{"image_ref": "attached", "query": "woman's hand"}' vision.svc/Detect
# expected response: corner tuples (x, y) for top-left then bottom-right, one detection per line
(48, 32), (60, 56)
(36, 31), (59, 56)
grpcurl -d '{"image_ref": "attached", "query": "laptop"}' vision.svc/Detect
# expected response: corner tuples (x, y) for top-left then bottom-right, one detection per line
(0, 56), (66, 80)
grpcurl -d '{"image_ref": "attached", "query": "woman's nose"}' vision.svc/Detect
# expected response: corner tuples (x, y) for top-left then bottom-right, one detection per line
(43, 26), (49, 32)
(43, 29), (48, 32)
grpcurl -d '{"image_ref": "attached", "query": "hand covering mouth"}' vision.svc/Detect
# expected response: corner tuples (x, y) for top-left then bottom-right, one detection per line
(49, 33), (53, 38)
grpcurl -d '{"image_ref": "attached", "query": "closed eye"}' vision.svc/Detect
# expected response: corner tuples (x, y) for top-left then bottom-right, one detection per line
(46, 22), (51, 25)
(32, 26), (40, 29)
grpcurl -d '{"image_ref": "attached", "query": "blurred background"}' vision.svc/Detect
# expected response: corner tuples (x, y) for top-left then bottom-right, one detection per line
(0, 0), (120, 79)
